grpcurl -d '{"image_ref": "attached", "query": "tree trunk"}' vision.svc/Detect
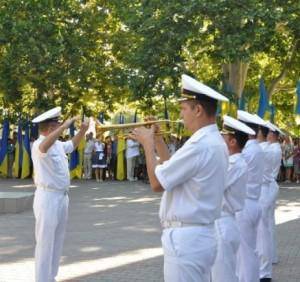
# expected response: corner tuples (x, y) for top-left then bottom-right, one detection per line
(222, 61), (249, 98)
(267, 39), (299, 98)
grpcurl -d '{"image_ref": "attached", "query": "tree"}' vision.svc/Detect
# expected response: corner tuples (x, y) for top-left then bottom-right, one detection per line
(0, 0), (124, 120)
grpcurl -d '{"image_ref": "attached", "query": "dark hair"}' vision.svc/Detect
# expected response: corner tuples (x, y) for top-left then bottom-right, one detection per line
(233, 131), (249, 149)
(243, 122), (259, 136)
(259, 126), (269, 138)
(189, 96), (218, 117)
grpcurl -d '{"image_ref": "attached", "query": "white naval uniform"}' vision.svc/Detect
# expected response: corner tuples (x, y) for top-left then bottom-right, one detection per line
(155, 124), (228, 282)
(257, 141), (274, 279)
(236, 139), (264, 282)
(269, 142), (282, 264)
(32, 135), (74, 282)
(211, 153), (248, 282)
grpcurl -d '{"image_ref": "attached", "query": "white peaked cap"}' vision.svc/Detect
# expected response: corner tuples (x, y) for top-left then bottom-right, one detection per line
(253, 114), (273, 130)
(181, 74), (229, 102)
(32, 107), (62, 123)
(266, 121), (285, 135)
(223, 115), (256, 135)
(237, 110), (267, 126)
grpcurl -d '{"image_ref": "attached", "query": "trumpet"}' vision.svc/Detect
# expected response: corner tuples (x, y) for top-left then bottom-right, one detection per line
(95, 119), (182, 137)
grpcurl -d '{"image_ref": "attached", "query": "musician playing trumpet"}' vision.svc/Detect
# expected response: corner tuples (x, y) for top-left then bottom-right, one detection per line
(129, 74), (229, 282)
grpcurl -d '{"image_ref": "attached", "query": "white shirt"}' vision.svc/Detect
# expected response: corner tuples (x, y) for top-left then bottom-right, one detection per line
(155, 124), (229, 225)
(242, 139), (264, 200)
(84, 139), (95, 154)
(221, 153), (248, 217)
(260, 141), (274, 184)
(269, 142), (282, 181)
(94, 141), (105, 152)
(126, 139), (140, 159)
(32, 135), (74, 191)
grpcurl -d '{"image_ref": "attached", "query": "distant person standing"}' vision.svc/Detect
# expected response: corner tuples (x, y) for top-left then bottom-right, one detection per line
(105, 136), (114, 180)
(92, 136), (107, 182)
(126, 138), (140, 181)
(7, 138), (15, 178)
(293, 139), (300, 183)
(282, 135), (294, 183)
(31, 107), (89, 282)
(83, 132), (94, 179)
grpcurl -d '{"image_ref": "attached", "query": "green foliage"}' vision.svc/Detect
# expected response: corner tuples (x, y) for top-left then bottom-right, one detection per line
(0, 0), (299, 133)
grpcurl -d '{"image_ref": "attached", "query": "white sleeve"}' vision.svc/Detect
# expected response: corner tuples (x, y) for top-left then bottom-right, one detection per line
(32, 141), (47, 159)
(62, 140), (74, 154)
(155, 144), (207, 191)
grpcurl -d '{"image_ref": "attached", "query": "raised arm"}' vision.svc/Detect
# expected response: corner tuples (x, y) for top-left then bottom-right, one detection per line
(71, 119), (89, 149)
(39, 117), (78, 154)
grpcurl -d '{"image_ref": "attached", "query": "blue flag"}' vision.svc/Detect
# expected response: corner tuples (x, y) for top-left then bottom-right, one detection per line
(69, 123), (80, 179)
(295, 81), (300, 115)
(238, 94), (246, 110)
(30, 122), (39, 140)
(0, 119), (10, 176)
(13, 121), (23, 178)
(257, 78), (269, 118)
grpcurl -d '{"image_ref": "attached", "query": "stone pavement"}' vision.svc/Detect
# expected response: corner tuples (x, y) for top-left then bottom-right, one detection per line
(0, 179), (299, 282)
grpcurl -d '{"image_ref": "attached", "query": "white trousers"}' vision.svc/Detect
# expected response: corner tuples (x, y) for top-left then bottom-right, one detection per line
(269, 181), (279, 264)
(126, 156), (137, 181)
(162, 225), (217, 282)
(83, 153), (92, 179)
(236, 199), (261, 282)
(211, 216), (240, 282)
(33, 189), (69, 282)
(257, 182), (279, 279)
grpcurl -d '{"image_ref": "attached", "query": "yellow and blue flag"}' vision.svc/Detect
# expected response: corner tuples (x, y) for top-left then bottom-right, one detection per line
(21, 121), (31, 179)
(0, 119), (10, 177)
(13, 121), (23, 178)
(116, 114), (126, 180)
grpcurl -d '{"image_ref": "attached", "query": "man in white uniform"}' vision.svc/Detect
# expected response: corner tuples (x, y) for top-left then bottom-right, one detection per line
(130, 74), (229, 282)
(211, 115), (254, 282)
(256, 117), (277, 282)
(236, 110), (265, 282)
(31, 107), (89, 282)
(267, 123), (283, 266)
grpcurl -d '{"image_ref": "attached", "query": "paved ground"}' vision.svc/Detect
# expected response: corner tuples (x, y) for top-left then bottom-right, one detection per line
(0, 179), (299, 282)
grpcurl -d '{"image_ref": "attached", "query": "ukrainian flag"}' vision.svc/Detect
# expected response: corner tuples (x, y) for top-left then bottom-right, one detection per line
(69, 123), (83, 179)
(21, 122), (31, 179)
(13, 121), (23, 178)
(257, 78), (269, 118)
(0, 119), (10, 177)
(116, 114), (126, 180)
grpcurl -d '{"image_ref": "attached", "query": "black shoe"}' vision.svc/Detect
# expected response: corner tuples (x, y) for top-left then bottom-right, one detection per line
(260, 278), (272, 282)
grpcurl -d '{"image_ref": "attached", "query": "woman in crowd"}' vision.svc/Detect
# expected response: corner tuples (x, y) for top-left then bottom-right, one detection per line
(293, 138), (300, 183)
(105, 135), (114, 180)
(92, 135), (107, 182)
(282, 135), (294, 183)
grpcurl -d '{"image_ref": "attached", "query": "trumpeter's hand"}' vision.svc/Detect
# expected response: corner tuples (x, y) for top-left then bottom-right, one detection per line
(129, 126), (155, 148)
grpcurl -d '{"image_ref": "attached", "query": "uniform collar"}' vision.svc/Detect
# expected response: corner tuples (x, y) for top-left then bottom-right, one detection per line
(244, 139), (258, 148)
(188, 124), (219, 144)
(229, 153), (241, 163)
(39, 135), (46, 140)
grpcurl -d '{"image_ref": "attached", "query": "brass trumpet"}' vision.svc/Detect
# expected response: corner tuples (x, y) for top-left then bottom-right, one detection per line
(95, 119), (182, 137)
